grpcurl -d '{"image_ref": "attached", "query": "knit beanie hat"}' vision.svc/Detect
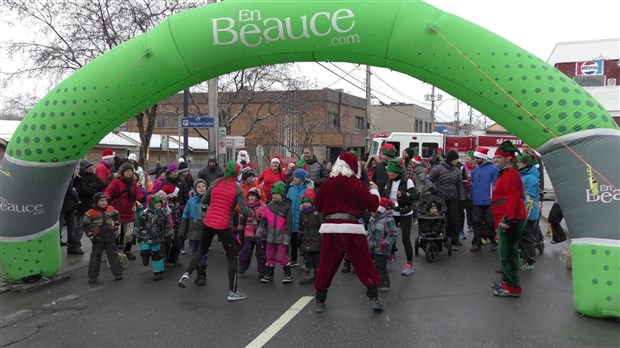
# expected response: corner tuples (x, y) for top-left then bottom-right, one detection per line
(92, 192), (107, 207)
(301, 189), (315, 203)
(149, 195), (163, 209)
(248, 187), (262, 199)
(386, 158), (403, 173)
(167, 162), (178, 172)
(128, 153), (137, 162)
(241, 169), (256, 182)
(178, 161), (189, 173)
(380, 143), (396, 158)
(377, 197), (396, 213)
(271, 181), (287, 197)
(119, 162), (134, 174)
(193, 178), (206, 191)
(79, 159), (93, 171)
(446, 149), (459, 163)
(293, 168), (308, 182)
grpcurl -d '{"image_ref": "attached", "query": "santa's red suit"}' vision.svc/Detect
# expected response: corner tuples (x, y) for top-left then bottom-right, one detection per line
(314, 152), (383, 312)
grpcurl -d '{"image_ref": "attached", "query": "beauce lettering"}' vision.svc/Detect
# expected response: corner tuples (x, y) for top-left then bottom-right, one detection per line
(213, 8), (356, 47)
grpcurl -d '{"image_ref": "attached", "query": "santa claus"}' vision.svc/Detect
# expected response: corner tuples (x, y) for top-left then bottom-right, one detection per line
(236, 148), (254, 182)
(314, 151), (383, 312)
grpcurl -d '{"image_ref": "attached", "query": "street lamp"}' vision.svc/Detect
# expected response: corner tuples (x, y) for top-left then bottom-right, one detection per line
(424, 86), (442, 132)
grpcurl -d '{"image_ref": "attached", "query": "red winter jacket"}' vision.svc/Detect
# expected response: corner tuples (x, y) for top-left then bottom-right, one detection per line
(491, 167), (527, 228)
(202, 177), (250, 230)
(105, 176), (144, 223)
(257, 168), (287, 200)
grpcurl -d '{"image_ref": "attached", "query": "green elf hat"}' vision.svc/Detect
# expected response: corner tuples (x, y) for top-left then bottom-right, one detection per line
(223, 160), (239, 178)
(380, 143), (397, 158)
(149, 195), (163, 209)
(495, 140), (520, 159)
(271, 181), (287, 197)
(516, 151), (537, 166)
(301, 189), (315, 203)
(296, 158), (307, 169)
(466, 151), (475, 159)
(386, 158), (403, 173)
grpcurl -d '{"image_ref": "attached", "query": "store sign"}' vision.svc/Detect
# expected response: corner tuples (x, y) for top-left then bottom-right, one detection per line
(576, 60), (603, 75)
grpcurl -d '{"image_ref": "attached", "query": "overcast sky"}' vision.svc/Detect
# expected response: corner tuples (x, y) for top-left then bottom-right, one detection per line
(1, 0), (618, 122)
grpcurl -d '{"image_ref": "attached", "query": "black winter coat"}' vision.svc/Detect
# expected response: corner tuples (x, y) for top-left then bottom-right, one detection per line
(61, 177), (79, 214)
(426, 161), (466, 201)
(74, 170), (106, 215)
(299, 208), (322, 252)
(383, 174), (417, 215)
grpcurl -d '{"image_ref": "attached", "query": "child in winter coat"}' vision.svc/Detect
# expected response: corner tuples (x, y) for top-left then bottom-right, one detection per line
(159, 184), (182, 267)
(419, 202), (444, 236)
(83, 192), (123, 283)
(133, 195), (174, 281)
(286, 168), (313, 267)
(178, 178), (209, 285)
(298, 190), (322, 285)
(238, 187), (267, 278)
(367, 198), (399, 292)
(255, 181), (293, 284)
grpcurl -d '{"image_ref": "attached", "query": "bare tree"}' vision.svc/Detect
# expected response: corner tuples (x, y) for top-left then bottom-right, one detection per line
(0, 0), (206, 168)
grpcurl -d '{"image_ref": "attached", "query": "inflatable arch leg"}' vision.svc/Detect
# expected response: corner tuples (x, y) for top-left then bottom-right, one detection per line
(1, 0), (618, 317)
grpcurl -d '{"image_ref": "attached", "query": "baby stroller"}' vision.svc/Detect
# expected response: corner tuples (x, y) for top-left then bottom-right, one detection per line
(414, 193), (452, 262)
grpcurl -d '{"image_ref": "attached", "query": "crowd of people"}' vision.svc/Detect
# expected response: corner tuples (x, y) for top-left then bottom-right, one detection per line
(61, 140), (567, 311)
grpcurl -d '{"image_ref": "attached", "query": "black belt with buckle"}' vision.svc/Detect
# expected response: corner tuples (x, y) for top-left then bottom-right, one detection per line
(325, 213), (358, 221)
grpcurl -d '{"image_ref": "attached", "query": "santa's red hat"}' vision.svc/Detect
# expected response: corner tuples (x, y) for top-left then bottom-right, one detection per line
(473, 147), (490, 159)
(334, 151), (358, 175)
(162, 184), (179, 198)
(412, 155), (422, 164)
(102, 148), (115, 160)
(377, 197), (396, 213)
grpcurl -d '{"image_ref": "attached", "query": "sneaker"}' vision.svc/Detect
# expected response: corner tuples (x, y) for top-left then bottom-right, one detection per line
(115, 275), (123, 281)
(341, 264), (352, 273)
(490, 281), (502, 290)
(369, 298), (384, 311)
(379, 286), (390, 292)
(153, 272), (163, 281)
(125, 252), (136, 261)
(260, 274), (274, 283)
(289, 260), (299, 267)
(459, 230), (467, 240)
(228, 290), (247, 301)
(88, 278), (97, 283)
(386, 255), (395, 268)
(481, 238), (490, 245)
(492, 287), (520, 297)
(177, 272), (189, 288)
(401, 263), (414, 276)
(180, 248), (187, 255)
(520, 260), (535, 271)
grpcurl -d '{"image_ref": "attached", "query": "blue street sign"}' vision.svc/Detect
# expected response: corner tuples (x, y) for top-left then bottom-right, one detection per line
(181, 116), (214, 128)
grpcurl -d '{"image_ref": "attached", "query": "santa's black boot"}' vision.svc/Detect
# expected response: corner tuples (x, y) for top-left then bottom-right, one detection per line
(196, 266), (207, 286)
(367, 286), (383, 312)
(315, 290), (328, 313)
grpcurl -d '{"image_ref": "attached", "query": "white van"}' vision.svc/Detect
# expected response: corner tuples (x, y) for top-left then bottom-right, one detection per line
(368, 132), (444, 159)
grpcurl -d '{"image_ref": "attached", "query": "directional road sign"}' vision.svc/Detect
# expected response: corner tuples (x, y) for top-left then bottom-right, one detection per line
(181, 116), (214, 128)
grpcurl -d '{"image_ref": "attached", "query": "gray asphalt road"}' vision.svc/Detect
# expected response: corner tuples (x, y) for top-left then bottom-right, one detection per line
(1, 220), (618, 348)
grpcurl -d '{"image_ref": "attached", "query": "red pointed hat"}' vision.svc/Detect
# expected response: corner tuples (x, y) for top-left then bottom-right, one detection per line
(336, 151), (358, 173)
(380, 143), (397, 157)
(301, 189), (316, 203)
(377, 197), (396, 213)
(474, 147), (490, 159)
(102, 148), (115, 160)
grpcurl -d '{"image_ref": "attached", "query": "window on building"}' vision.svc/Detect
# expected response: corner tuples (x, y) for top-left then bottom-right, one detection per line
(156, 115), (165, 127)
(328, 112), (340, 130)
(355, 116), (364, 131)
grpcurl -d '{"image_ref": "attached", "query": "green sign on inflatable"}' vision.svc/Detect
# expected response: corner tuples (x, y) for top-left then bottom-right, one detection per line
(1, 0), (618, 318)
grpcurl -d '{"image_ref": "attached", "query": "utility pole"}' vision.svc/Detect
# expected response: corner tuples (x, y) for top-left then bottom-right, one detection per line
(424, 86), (441, 132)
(454, 100), (460, 135)
(365, 66), (372, 153)
(207, 0), (219, 161)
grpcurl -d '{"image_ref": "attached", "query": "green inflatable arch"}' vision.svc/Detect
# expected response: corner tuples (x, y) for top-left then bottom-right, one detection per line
(1, 0), (618, 317)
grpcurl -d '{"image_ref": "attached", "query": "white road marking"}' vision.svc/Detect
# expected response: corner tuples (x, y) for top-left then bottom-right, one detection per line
(245, 295), (314, 348)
